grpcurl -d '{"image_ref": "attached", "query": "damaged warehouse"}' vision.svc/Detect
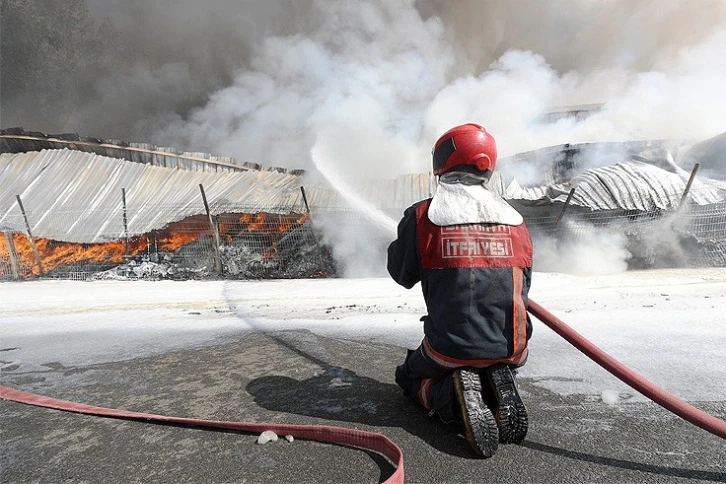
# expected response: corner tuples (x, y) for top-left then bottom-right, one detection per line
(1, 128), (725, 281)
(497, 136), (726, 269)
(0, 130), (336, 280)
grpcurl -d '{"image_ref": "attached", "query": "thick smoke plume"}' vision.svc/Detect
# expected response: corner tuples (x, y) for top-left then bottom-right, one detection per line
(3, 0), (725, 276)
(4, 1), (725, 168)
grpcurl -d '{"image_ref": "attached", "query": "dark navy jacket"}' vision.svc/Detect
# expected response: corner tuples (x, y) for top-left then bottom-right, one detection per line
(387, 199), (533, 368)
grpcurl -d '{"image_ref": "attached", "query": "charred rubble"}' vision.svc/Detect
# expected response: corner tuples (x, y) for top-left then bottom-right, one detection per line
(2, 213), (338, 281)
(93, 216), (338, 281)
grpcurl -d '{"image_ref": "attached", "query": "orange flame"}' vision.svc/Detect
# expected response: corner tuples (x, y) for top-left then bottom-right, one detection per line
(0, 212), (310, 278)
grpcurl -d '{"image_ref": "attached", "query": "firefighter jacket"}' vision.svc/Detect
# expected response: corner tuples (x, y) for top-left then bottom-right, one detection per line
(387, 198), (533, 368)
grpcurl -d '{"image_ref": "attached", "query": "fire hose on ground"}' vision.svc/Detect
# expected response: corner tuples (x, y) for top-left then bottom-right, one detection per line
(528, 300), (726, 439)
(0, 385), (407, 484)
(1, 299), (724, 484)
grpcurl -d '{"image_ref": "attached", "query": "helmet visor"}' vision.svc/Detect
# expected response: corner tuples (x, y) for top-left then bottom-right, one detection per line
(432, 136), (456, 173)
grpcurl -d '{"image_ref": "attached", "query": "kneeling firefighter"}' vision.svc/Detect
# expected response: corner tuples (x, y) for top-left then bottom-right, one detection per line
(387, 123), (533, 458)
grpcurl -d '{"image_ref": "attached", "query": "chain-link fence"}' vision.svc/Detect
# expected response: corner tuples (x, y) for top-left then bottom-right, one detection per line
(520, 201), (726, 270)
(2, 200), (725, 282)
(0, 207), (334, 281)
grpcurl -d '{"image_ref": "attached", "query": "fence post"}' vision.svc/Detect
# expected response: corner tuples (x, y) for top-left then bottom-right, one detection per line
(199, 184), (222, 274)
(122, 188), (130, 258)
(3, 232), (20, 280)
(678, 163), (700, 210)
(15, 195), (43, 276)
(300, 186), (311, 214)
(296, 185), (326, 269)
(554, 187), (576, 229)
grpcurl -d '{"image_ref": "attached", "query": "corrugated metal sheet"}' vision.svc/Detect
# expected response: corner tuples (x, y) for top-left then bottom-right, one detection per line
(0, 131), (299, 174)
(0, 149), (302, 243)
(501, 161), (726, 211)
(2, 143), (725, 244)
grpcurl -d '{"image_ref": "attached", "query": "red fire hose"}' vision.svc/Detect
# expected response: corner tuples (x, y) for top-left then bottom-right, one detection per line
(0, 385), (405, 484)
(528, 299), (726, 439)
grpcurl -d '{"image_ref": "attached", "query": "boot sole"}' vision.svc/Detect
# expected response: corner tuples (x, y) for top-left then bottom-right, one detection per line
(453, 368), (499, 458)
(484, 364), (528, 444)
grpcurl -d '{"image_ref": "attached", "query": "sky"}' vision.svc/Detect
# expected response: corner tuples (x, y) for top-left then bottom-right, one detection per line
(2, 267), (725, 406)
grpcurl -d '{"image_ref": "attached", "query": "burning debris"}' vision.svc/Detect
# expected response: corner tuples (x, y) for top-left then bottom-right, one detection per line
(1, 212), (337, 281)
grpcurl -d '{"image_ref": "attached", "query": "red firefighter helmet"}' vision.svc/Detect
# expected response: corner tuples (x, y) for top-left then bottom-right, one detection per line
(432, 123), (497, 176)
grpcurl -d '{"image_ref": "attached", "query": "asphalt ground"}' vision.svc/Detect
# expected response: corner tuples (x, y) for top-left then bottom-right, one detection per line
(1, 328), (725, 484)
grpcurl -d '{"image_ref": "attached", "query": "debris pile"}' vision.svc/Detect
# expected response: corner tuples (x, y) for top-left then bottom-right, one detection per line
(2, 213), (338, 281)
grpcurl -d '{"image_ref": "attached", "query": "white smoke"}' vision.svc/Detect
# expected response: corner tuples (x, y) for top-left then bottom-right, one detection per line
(532, 225), (632, 276)
(142, 0), (726, 169)
(424, 30), (726, 159)
(146, 0), (725, 276)
(310, 130), (399, 277)
(152, 0), (452, 180)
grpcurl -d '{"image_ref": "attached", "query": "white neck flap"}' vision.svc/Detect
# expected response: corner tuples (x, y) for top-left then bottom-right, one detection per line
(428, 181), (524, 226)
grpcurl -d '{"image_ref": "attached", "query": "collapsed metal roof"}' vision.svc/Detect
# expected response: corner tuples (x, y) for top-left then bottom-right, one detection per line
(0, 128), (300, 174)
(497, 160), (726, 211)
(491, 138), (726, 211)
(0, 149), (303, 243)
(1, 129), (725, 244)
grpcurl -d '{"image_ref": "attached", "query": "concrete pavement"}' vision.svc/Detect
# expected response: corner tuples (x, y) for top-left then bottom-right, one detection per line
(2, 330), (725, 483)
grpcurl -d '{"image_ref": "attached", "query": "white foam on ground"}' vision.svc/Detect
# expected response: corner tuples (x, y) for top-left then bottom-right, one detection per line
(2, 268), (725, 403)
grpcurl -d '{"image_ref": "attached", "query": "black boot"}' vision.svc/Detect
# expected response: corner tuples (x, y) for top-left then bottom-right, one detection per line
(481, 364), (528, 444)
(452, 368), (499, 458)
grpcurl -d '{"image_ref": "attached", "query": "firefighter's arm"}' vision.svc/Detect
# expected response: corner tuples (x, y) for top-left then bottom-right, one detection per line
(387, 206), (421, 289)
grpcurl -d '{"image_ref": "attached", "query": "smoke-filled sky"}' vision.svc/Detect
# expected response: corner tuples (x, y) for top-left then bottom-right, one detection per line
(3, 0), (726, 179)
